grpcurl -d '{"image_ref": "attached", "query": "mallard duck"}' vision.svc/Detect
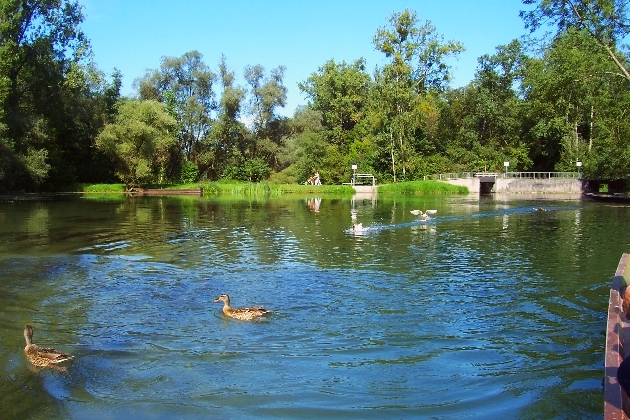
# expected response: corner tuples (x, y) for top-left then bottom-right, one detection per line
(23, 325), (73, 372)
(213, 294), (271, 321)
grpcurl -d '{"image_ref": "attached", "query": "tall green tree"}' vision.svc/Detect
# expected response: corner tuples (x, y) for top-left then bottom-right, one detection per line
(136, 50), (217, 177)
(457, 40), (530, 171)
(299, 59), (371, 146)
(96, 100), (177, 189)
(521, 27), (628, 175)
(371, 9), (464, 181)
(0, 0), (92, 191)
(244, 64), (288, 171)
(521, 0), (630, 82)
(202, 55), (247, 180)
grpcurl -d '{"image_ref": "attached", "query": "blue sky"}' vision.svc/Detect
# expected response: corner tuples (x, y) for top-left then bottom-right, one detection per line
(81, 0), (532, 117)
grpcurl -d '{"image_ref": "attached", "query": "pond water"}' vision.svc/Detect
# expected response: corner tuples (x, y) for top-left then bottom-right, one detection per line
(0, 192), (628, 419)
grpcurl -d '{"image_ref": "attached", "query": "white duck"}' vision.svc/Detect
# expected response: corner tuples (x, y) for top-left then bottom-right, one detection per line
(352, 223), (364, 232)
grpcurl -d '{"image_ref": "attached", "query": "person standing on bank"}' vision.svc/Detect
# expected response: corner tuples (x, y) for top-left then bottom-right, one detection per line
(314, 171), (321, 185)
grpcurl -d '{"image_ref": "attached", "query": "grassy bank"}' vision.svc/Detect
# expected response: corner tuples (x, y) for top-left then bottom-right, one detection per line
(378, 180), (468, 194)
(72, 182), (355, 195)
(73, 180), (467, 195)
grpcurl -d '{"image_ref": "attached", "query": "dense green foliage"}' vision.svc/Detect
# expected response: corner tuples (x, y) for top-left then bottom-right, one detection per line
(96, 100), (177, 188)
(0, 0), (121, 192)
(1, 1), (630, 193)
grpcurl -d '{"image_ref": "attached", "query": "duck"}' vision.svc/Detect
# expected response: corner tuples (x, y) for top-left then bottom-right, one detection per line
(352, 223), (364, 232)
(410, 210), (429, 221)
(411, 209), (437, 218)
(23, 325), (73, 372)
(213, 294), (271, 321)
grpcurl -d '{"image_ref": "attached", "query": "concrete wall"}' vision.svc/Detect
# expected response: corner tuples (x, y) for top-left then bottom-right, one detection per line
(353, 185), (377, 193)
(443, 178), (480, 193)
(441, 177), (582, 194)
(494, 178), (582, 193)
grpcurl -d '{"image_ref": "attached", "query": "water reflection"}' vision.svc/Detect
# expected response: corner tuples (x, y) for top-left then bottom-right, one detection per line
(0, 193), (626, 418)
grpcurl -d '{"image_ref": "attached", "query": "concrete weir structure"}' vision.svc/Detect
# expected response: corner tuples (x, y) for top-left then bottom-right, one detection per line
(350, 173), (378, 194)
(353, 185), (377, 193)
(438, 172), (582, 194)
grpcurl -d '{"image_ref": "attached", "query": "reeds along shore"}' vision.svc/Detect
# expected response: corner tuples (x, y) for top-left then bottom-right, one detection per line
(70, 180), (468, 195)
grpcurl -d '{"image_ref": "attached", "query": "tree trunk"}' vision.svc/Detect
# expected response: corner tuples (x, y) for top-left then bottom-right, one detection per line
(589, 105), (594, 152)
(390, 129), (396, 183)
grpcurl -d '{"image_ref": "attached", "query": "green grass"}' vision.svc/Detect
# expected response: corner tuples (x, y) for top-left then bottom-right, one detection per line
(69, 183), (126, 193)
(74, 180), (464, 196)
(378, 180), (468, 194)
(74, 181), (355, 196)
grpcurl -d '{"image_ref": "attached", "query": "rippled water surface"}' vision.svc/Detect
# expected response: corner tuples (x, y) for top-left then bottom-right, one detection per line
(0, 193), (628, 419)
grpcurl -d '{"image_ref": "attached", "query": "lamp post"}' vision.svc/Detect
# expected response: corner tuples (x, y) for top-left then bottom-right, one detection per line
(504, 161), (509, 178)
(576, 161), (582, 178)
(351, 164), (357, 186)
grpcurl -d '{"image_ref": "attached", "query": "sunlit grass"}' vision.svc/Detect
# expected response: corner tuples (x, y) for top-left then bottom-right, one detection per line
(74, 180), (464, 196)
(71, 183), (126, 192)
(76, 181), (356, 196)
(378, 180), (468, 194)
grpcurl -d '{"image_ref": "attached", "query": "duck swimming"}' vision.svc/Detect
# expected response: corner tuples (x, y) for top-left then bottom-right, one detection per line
(213, 294), (271, 321)
(23, 325), (73, 372)
(352, 223), (364, 232)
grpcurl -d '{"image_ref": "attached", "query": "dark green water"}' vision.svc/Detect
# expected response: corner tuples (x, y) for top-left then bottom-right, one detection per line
(0, 192), (627, 419)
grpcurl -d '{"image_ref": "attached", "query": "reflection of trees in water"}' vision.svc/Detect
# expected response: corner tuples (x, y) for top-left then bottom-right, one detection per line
(0, 370), (67, 419)
(0, 195), (622, 418)
(0, 255), (85, 420)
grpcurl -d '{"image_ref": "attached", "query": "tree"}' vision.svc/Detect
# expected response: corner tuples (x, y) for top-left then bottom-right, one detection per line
(0, 0), (91, 191)
(464, 40), (530, 171)
(521, 28), (623, 173)
(96, 100), (177, 189)
(521, 0), (630, 82)
(244, 64), (288, 170)
(299, 59), (371, 146)
(136, 51), (217, 174)
(371, 9), (464, 181)
(202, 55), (248, 180)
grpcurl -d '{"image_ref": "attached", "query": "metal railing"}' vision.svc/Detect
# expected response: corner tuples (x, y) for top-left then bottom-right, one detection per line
(502, 171), (580, 179)
(351, 173), (376, 186)
(428, 171), (580, 180)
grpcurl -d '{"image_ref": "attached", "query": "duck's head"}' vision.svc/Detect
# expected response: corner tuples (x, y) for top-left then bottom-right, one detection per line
(213, 294), (230, 304)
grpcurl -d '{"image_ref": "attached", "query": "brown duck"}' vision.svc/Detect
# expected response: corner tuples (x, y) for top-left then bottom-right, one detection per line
(23, 325), (73, 371)
(213, 294), (271, 321)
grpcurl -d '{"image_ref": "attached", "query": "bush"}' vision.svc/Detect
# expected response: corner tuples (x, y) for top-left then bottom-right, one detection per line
(180, 161), (199, 184)
(269, 165), (298, 184)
